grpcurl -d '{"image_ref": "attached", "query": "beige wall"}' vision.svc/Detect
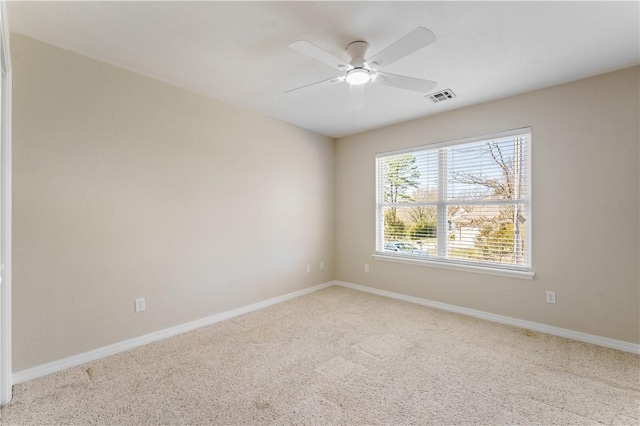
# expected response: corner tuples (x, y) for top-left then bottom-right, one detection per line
(335, 66), (640, 344)
(11, 34), (335, 372)
(10, 31), (639, 373)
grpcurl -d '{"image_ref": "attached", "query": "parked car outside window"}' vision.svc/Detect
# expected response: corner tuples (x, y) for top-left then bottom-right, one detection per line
(384, 241), (428, 256)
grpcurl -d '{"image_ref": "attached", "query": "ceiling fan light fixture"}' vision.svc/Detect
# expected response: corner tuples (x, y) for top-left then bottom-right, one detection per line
(345, 68), (371, 86)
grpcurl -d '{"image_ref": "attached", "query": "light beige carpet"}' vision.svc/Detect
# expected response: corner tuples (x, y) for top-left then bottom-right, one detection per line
(1, 286), (638, 425)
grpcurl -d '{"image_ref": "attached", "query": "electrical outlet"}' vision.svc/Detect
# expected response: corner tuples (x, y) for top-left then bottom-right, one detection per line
(364, 264), (369, 272)
(320, 261), (324, 270)
(135, 297), (146, 312)
(546, 291), (556, 304)
(306, 264), (311, 273)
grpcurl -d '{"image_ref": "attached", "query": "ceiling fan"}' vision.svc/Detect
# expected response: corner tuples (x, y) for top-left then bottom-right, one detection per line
(285, 27), (437, 94)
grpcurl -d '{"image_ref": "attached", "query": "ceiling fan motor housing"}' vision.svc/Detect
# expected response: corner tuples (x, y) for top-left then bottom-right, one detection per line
(346, 41), (369, 68)
(345, 41), (372, 85)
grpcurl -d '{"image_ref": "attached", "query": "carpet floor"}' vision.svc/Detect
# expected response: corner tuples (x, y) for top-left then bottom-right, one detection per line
(1, 286), (638, 425)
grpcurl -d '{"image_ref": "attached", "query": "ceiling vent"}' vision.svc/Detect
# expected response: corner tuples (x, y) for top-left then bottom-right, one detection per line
(427, 89), (456, 103)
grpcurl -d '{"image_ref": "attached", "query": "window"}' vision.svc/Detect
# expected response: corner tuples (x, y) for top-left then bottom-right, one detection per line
(375, 128), (531, 275)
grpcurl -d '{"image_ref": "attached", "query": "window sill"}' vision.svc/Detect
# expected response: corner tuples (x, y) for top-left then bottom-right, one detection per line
(371, 254), (535, 280)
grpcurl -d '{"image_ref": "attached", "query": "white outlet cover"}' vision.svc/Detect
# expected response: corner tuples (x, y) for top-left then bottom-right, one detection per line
(546, 291), (556, 304)
(135, 297), (146, 312)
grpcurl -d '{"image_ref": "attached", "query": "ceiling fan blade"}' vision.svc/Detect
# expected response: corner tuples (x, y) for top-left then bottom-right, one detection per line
(283, 75), (345, 94)
(289, 41), (351, 70)
(365, 27), (436, 70)
(374, 72), (437, 93)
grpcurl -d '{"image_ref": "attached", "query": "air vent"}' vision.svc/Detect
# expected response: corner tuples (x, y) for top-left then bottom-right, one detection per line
(427, 89), (456, 103)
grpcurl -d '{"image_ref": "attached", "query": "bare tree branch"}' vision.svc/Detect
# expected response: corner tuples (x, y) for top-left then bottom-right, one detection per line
(451, 142), (514, 199)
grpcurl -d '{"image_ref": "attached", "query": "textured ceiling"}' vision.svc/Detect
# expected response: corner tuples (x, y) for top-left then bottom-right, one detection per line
(7, 1), (640, 138)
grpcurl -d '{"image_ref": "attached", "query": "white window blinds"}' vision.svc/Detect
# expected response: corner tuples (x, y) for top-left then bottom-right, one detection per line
(376, 128), (531, 271)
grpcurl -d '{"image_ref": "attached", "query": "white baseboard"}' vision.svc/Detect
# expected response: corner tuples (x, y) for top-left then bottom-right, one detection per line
(12, 281), (335, 384)
(13, 279), (638, 385)
(336, 281), (640, 355)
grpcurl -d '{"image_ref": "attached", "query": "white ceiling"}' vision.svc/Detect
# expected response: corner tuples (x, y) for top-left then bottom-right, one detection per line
(7, 1), (640, 139)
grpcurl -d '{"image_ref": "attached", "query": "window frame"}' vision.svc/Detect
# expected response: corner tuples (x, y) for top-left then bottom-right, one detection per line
(374, 128), (534, 280)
